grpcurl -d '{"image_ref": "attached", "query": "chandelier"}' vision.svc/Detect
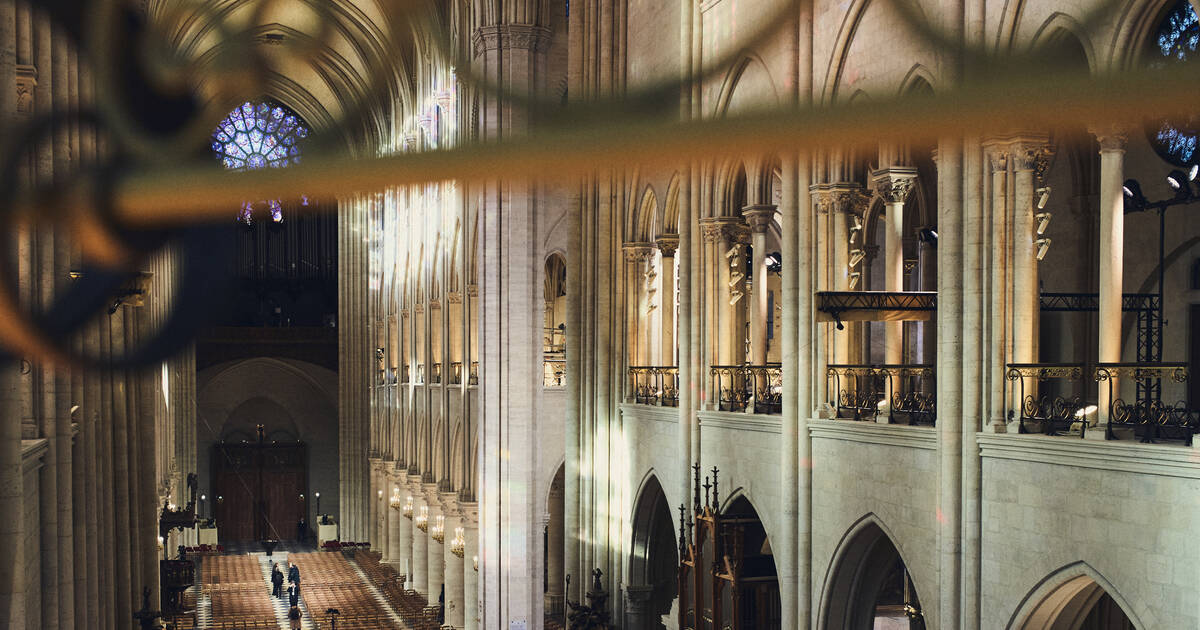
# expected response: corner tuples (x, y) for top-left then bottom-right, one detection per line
(450, 527), (466, 558)
(431, 515), (445, 544)
(389, 489), (402, 511)
(402, 496), (414, 519)
(415, 505), (429, 532)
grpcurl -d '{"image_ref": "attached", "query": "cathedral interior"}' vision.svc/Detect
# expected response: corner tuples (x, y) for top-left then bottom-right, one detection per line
(1, 0), (1200, 629)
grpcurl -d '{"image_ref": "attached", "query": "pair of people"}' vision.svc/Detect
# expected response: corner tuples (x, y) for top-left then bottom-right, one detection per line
(272, 562), (302, 600)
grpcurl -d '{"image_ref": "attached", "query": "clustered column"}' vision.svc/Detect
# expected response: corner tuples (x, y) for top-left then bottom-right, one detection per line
(871, 167), (918, 366)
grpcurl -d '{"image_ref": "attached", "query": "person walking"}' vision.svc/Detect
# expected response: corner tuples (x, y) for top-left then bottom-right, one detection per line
(288, 604), (302, 629)
(288, 561), (301, 592)
(271, 563), (285, 598)
(289, 583), (300, 608)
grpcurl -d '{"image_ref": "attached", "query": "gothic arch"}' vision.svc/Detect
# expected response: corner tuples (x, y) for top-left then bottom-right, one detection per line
(1007, 561), (1143, 629)
(896, 63), (937, 97)
(713, 54), (780, 119)
(1029, 13), (1099, 72)
(663, 173), (682, 236)
(1107, 0), (1182, 71)
(817, 513), (926, 630)
(634, 186), (659, 243)
(628, 471), (679, 628)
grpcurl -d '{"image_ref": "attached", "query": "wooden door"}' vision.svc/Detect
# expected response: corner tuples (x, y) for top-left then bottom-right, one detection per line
(212, 442), (307, 544)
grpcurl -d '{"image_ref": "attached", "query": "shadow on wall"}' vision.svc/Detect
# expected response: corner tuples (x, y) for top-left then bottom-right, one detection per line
(196, 357), (339, 527)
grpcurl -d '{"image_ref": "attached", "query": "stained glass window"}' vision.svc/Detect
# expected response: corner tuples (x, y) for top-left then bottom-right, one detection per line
(211, 101), (310, 223)
(1148, 0), (1200, 166)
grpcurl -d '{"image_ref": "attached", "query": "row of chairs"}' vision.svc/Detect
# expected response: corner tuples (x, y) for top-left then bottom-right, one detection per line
(290, 552), (398, 629)
(355, 555), (442, 630)
(204, 555), (277, 627)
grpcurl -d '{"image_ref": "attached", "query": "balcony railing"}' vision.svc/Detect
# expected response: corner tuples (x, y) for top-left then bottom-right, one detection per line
(826, 364), (936, 426)
(628, 366), (679, 407)
(431, 362), (442, 384)
(450, 361), (463, 385)
(1005, 363), (1088, 437)
(710, 364), (782, 415)
(1096, 363), (1195, 444)
(544, 358), (566, 388)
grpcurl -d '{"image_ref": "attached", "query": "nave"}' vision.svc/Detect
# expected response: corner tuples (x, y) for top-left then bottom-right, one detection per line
(170, 546), (464, 630)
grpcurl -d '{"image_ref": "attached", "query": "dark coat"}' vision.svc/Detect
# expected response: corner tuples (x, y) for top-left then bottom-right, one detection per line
(271, 569), (284, 586)
(288, 565), (300, 585)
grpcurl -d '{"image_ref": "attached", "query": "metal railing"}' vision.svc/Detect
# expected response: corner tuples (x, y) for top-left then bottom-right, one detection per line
(1005, 363), (1088, 437)
(709, 364), (783, 415)
(628, 366), (679, 407)
(450, 361), (463, 385)
(1096, 363), (1195, 444)
(826, 364), (936, 426)
(544, 358), (566, 387)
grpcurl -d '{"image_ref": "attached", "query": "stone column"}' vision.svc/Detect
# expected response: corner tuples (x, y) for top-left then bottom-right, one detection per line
(461, 503), (479, 630)
(1092, 128), (1126, 434)
(398, 479), (416, 582)
(1010, 138), (1050, 372)
(982, 142), (1009, 430)
(441, 494), (463, 628)
(411, 489), (428, 596)
(386, 475), (401, 566)
(699, 219), (721, 408)
(872, 167), (918, 366)
(744, 205), (776, 365)
(831, 185), (868, 365)
(622, 243), (654, 370)
(623, 584), (655, 630)
(545, 483), (565, 619)
(717, 223), (748, 365)
(425, 486), (445, 607)
(655, 237), (679, 365)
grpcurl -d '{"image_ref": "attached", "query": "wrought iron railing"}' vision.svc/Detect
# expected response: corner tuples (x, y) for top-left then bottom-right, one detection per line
(1005, 363), (1088, 437)
(628, 366), (679, 407)
(826, 364), (936, 425)
(431, 362), (442, 384)
(709, 364), (782, 415)
(450, 361), (463, 385)
(544, 358), (566, 387)
(1095, 363), (1195, 444)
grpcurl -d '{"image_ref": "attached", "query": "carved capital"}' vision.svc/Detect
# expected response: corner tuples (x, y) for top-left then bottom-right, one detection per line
(467, 284), (479, 298)
(1003, 134), (1053, 172)
(982, 139), (1009, 174)
(472, 24), (553, 57)
(742, 204), (777, 233)
(622, 242), (655, 263)
(429, 299), (441, 310)
(447, 292), (463, 304)
(1088, 124), (1129, 153)
(809, 184), (834, 214)
(655, 235), (680, 257)
(870, 167), (918, 204)
(698, 217), (746, 244)
(828, 183), (870, 215)
(16, 65), (36, 115)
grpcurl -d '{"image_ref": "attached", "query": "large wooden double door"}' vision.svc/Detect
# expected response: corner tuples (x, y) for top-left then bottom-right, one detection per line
(212, 442), (307, 543)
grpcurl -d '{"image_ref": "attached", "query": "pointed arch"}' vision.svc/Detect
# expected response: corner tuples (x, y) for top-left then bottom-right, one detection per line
(818, 513), (926, 630)
(1028, 13), (1098, 72)
(1007, 561), (1144, 629)
(663, 173), (682, 236)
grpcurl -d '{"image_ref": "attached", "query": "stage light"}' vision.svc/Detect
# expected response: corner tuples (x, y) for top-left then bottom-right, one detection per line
(1190, 164), (1198, 181)
(1035, 212), (1052, 235)
(848, 271), (861, 290)
(1122, 179), (1147, 212)
(1036, 186), (1051, 209)
(848, 249), (865, 268)
(1035, 238), (1051, 261)
(917, 228), (938, 244)
(1167, 169), (1194, 200)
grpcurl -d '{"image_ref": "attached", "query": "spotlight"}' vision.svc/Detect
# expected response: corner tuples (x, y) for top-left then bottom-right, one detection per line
(1036, 186), (1051, 210)
(848, 249), (866, 268)
(766, 252), (782, 273)
(1122, 179), (1147, 212)
(1035, 212), (1052, 235)
(1074, 404), (1098, 418)
(1035, 238), (1051, 261)
(1190, 164), (1199, 181)
(849, 215), (863, 244)
(1167, 169), (1194, 200)
(848, 271), (861, 290)
(917, 228), (938, 244)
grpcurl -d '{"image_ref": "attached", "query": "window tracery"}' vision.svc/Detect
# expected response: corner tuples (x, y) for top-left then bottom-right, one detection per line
(1149, 0), (1200, 166)
(211, 100), (310, 223)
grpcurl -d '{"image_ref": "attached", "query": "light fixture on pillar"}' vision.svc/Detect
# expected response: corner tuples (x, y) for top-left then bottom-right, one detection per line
(1035, 212), (1052, 235)
(765, 252), (782, 273)
(314, 492), (320, 517)
(389, 490), (402, 511)
(1122, 179), (1147, 212)
(432, 515), (445, 543)
(917, 228), (938, 245)
(848, 249), (866, 268)
(416, 505), (429, 532)
(472, 555), (479, 572)
(1035, 238), (1051, 261)
(1035, 186), (1052, 209)
(849, 215), (863, 244)
(402, 495), (414, 519)
(848, 272), (861, 290)
(450, 527), (466, 558)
